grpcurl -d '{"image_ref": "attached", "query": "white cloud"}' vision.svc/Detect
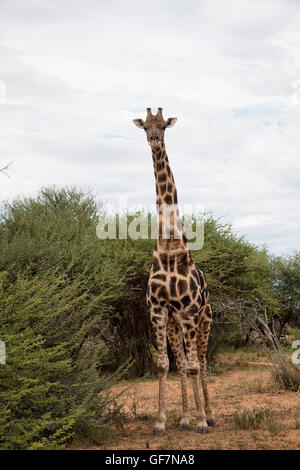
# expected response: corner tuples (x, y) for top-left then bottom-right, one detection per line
(0, 0), (299, 255)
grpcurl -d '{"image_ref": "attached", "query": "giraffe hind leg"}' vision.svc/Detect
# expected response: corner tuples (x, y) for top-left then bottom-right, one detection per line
(182, 318), (208, 433)
(197, 306), (215, 426)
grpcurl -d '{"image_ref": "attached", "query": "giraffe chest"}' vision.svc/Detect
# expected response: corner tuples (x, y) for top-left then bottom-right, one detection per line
(147, 260), (206, 316)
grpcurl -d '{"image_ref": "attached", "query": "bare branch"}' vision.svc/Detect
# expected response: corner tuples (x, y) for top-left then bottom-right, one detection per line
(0, 161), (13, 178)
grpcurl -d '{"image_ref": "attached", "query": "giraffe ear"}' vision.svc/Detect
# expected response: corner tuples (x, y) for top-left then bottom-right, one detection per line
(165, 117), (177, 128)
(133, 119), (145, 129)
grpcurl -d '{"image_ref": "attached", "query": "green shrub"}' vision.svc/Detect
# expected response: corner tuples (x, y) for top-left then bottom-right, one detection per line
(234, 408), (270, 429)
(0, 188), (135, 449)
(271, 253), (300, 327)
(0, 269), (131, 449)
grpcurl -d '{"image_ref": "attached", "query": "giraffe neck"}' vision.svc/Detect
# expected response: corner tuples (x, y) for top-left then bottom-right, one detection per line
(152, 144), (178, 206)
(152, 145), (186, 252)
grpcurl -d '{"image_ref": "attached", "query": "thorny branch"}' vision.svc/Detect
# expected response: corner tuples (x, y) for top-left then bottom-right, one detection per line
(247, 305), (297, 386)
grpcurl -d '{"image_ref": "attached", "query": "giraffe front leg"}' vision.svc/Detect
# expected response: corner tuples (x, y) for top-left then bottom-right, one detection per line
(179, 376), (190, 430)
(183, 321), (208, 434)
(191, 375), (208, 434)
(166, 320), (190, 430)
(151, 306), (169, 435)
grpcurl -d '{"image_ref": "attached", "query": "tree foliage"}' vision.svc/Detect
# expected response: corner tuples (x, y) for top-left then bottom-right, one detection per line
(271, 252), (300, 327)
(0, 187), (132, 449)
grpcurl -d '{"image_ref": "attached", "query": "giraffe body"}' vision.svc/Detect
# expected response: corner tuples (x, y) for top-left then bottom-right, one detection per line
(133, 108), (215, 434)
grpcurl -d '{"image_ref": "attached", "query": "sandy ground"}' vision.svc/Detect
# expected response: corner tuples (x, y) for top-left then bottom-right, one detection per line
(72, 354), (300, 450)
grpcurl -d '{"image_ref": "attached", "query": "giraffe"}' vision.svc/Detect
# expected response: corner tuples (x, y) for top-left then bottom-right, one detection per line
(133, 107), (215, 435)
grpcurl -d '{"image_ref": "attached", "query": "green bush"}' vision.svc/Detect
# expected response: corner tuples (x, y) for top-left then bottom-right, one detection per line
(234, 408), (270, 429)
(0, 267), (134, 449)
(271, 253), (300, 327)
(0, 187), (134, 449)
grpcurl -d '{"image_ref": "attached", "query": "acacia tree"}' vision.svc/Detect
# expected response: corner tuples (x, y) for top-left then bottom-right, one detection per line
(272, 252), (300, 327)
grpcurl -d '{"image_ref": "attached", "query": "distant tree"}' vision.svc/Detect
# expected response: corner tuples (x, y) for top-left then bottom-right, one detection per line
(272, 252), (300, 327)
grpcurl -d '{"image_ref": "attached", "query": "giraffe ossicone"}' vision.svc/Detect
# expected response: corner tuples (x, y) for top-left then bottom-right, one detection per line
(133, 107), (215, 435)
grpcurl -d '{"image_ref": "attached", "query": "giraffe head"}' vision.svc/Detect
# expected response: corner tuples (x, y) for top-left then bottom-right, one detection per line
(133, 108), (177, 149)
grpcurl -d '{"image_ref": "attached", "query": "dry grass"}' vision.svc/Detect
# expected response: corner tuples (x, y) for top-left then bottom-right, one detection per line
(271, 363), (300, 392)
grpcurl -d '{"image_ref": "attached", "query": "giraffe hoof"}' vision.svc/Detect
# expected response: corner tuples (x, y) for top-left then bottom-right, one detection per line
(179, 423), (189, 431)
(197, 426), (209, 434)
(153, 428), (165, 436)
(207, 418), (216, 427)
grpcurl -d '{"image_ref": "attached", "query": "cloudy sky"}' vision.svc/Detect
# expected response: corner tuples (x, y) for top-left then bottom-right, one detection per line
(0, 0), (299, 255)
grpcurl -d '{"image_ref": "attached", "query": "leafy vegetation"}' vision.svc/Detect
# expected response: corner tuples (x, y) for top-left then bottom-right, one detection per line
(234, 408), (270, 429)
(0, 187), (134, 449)
(271, 252), (300, 327)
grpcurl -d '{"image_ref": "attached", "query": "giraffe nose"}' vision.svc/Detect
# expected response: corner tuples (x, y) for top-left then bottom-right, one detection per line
(150, 135), (159, 142)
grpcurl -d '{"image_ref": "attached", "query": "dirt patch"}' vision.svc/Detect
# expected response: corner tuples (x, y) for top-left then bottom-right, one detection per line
(71, 359), (300, 450)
